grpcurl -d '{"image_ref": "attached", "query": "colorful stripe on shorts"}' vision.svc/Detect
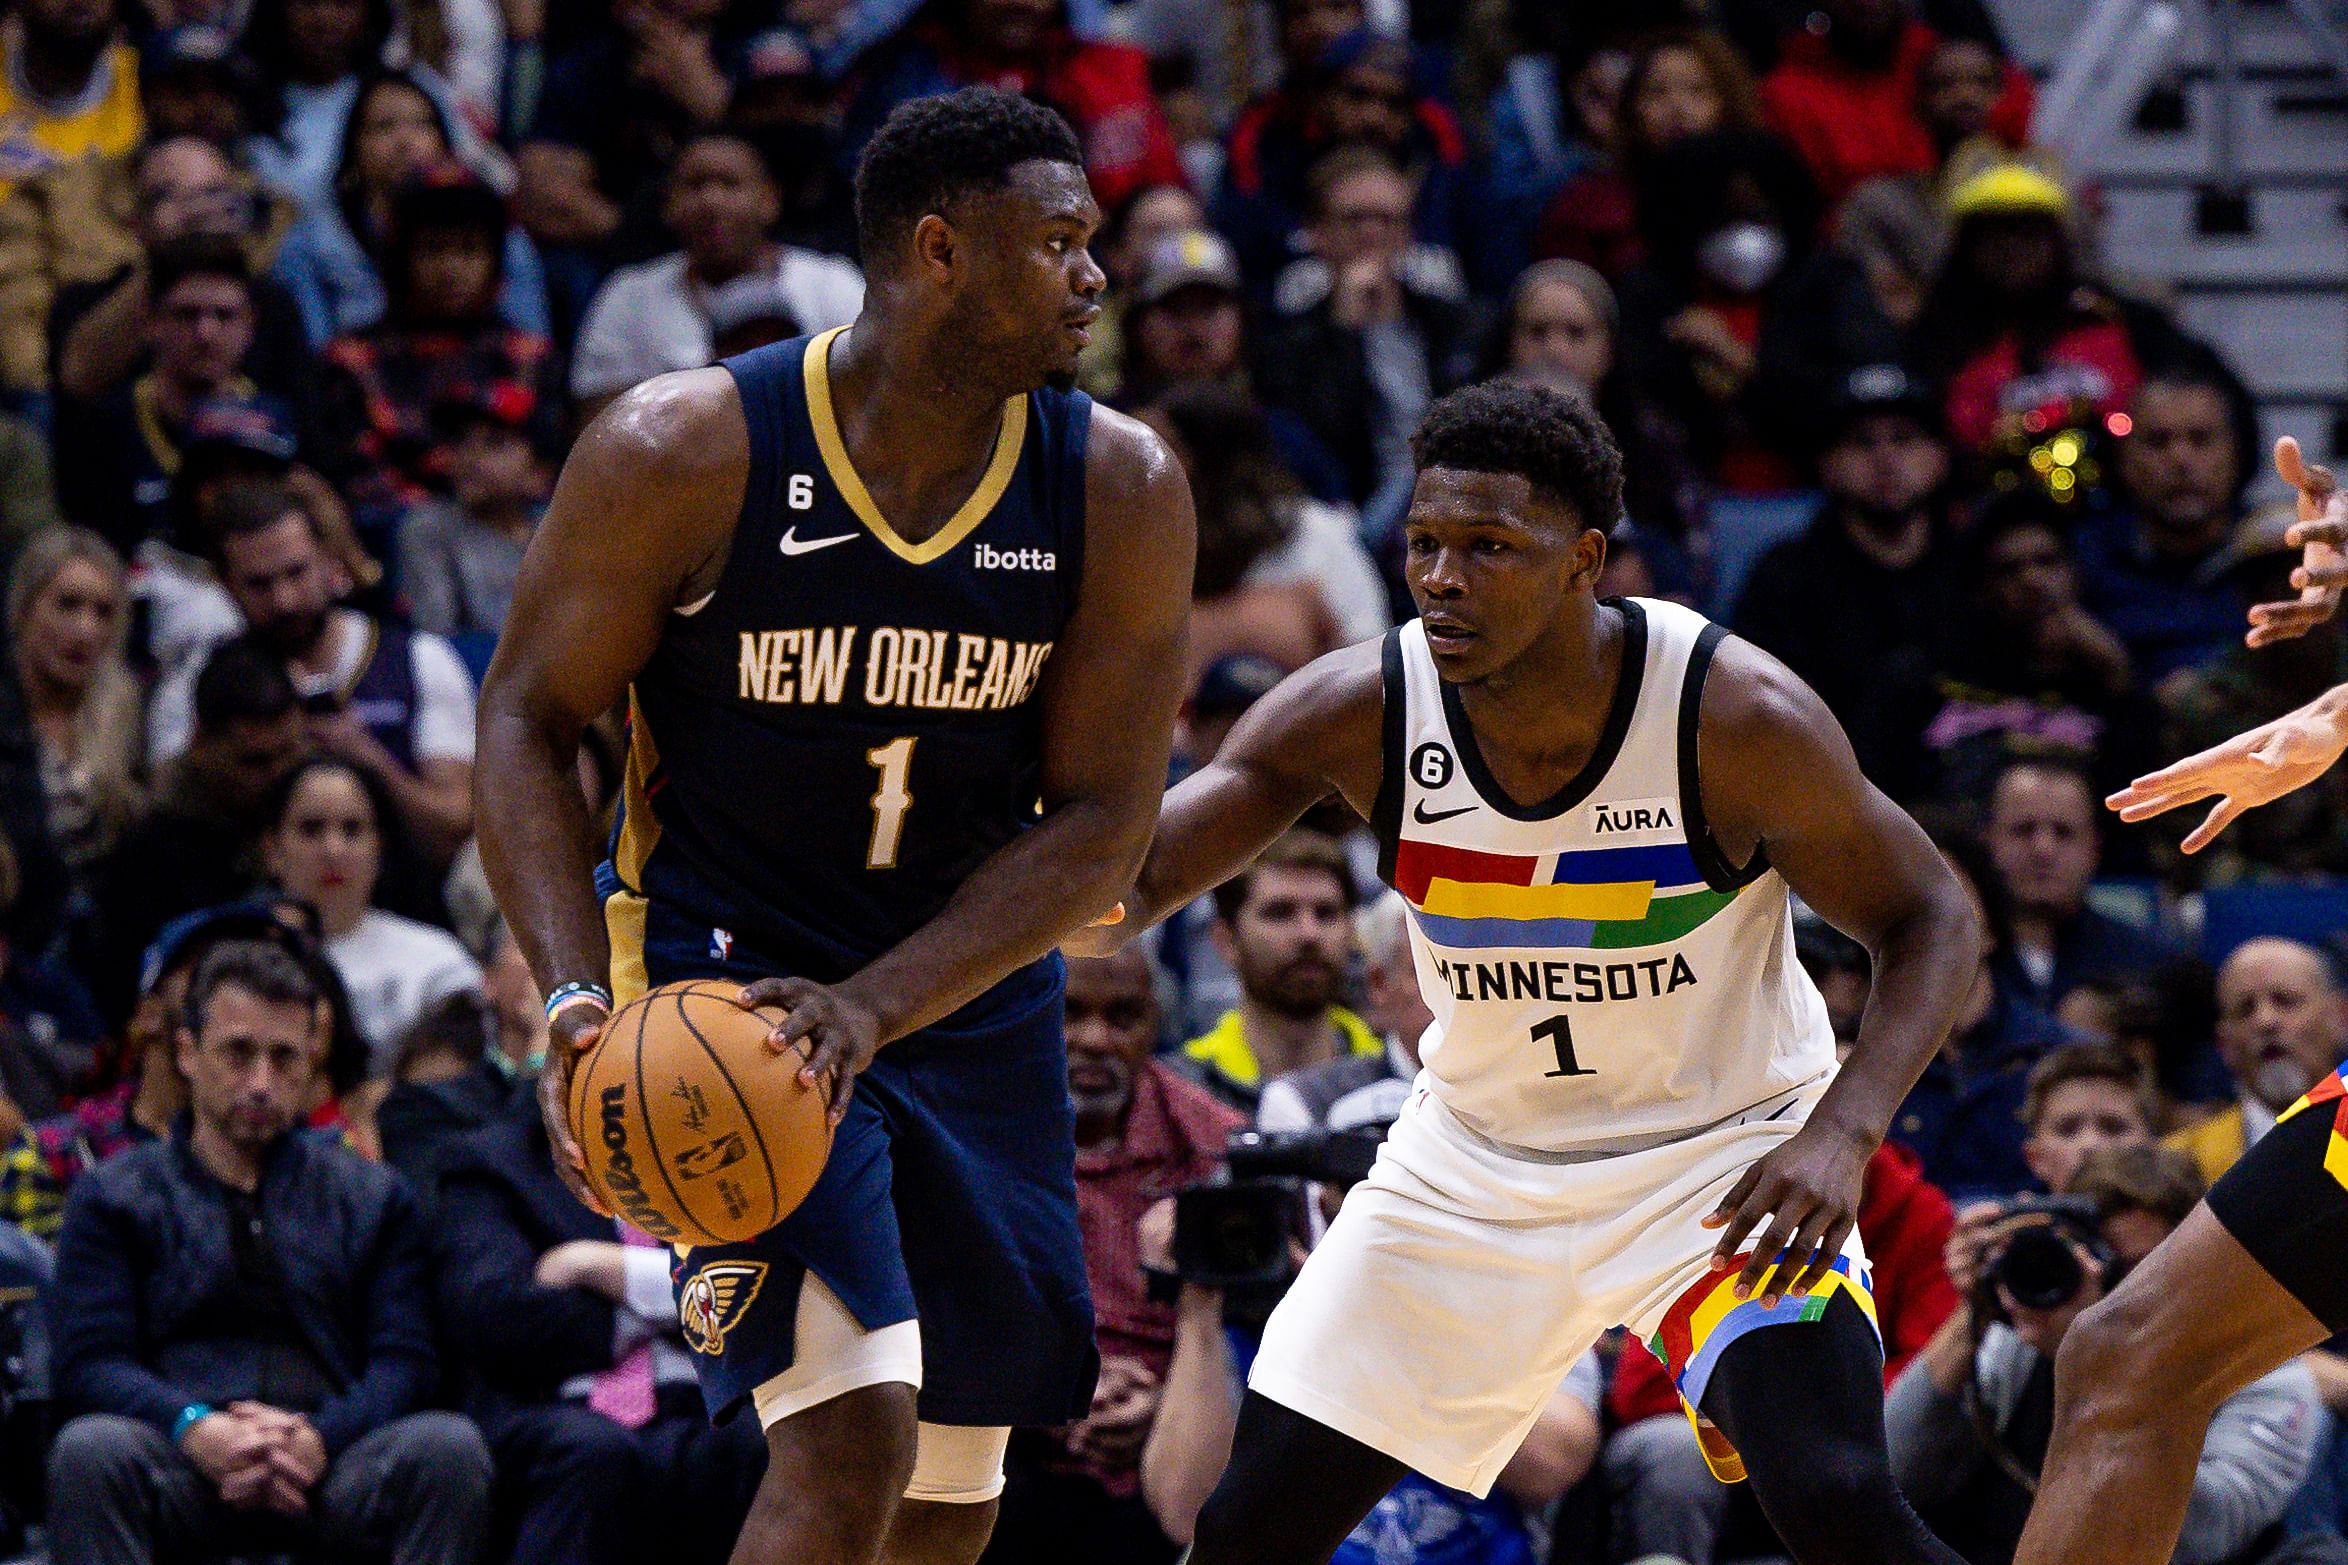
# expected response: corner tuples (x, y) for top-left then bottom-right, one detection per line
(2277, 1065), (2348, 1190)
(1648, 1252), (1880, 1415)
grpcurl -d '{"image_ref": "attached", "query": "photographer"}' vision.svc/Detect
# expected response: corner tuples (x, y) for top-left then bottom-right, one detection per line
(1886, 1145), (2328, 1565)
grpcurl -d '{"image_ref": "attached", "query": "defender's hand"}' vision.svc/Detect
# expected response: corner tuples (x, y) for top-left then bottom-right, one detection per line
(740, 978), (879, 1127)
(540, 1004), (613, 1215)
(2246, 437), (2345, 646)
(1702, 1116), (1873, 1305)
(2107, 697), (2348, 852)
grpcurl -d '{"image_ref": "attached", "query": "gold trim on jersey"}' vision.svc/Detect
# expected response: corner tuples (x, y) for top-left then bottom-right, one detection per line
(801, 324), (1029, 566)
(603, 687), (660, 1006)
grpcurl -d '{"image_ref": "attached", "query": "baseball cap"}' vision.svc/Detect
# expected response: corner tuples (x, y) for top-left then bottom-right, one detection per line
(1135, 229), (1241, 307)
(139, 895), (323, 998)
(702, 270), (801, 345)
(1946, 162), (2070, 221)
(140, 24), (258, 92)
(1824, 362), (1941, 442)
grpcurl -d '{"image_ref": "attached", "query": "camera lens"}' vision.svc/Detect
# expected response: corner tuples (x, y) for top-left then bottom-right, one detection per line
(1989, 1225), (2084, 1311)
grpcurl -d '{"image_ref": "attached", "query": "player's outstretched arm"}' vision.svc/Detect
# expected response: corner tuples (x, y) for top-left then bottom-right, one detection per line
(806, 407), (1196, 1049)
(1075, 639), (1387, 954)
(475, 369), (745, 1196)
(1695, 638), (1981, 1305)
(2244, 436), (2343, 647)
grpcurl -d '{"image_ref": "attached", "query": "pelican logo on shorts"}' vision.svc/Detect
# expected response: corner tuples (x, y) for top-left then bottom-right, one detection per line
(679, 1261), (768, 1355)
(674, 1131), (750, 1181)
(597, 1085), (683, 1241)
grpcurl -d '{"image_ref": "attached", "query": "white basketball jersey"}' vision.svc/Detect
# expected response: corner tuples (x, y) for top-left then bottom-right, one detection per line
(1372, 598), (1835, 1154)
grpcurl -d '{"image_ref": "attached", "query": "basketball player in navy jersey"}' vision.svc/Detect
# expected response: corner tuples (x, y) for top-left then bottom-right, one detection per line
(1080, 380), (1978, 1565)
(475, 91), (1194, 1565)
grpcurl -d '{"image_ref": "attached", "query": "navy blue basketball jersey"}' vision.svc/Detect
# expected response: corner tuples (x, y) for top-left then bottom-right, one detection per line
(598, 327), (1090, 1016)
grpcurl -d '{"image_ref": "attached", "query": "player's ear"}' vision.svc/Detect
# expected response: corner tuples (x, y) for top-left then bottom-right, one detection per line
(1570, 524), (1608, 591)
(911, 213), (958, 284)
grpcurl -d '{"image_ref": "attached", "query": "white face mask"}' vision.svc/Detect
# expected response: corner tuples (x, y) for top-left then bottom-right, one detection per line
(1695, 222), (1787, 293)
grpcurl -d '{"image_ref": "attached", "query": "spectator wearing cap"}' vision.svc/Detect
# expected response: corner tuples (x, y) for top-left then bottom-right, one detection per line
(842, 0), (1183, 218)
(90, 639), (309, 1020)
(140, 23), (266, 149)
(1215, 27), (1474, 299)
(1074, 182), (1203, 396)
(274, 70), (550, 344)
(569, 128), (861, 422)
(37, 136), (310, 408)
(2072, 358), (2268, 686)
(46, 938), (493, 1565)
(2153, 505), (2348, 883)
(1113, 226), (1346, 504)
(1177, 652), (1283, 774)
(434, 1089), (766, 1565)
(395, 385), (556, 648)
(150, 478), (478, 871)
(0, 0), (142, 203)
(1757, 0), (2032, 209)
(1253, 146), (1482, 544)
(316, 167), (562, 534)
(51, 237), (294, 557)
(1731, 362), (1957, 780)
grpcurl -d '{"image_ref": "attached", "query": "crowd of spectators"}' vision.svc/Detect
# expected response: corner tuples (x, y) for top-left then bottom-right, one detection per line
(0, 0), (2338, 1562)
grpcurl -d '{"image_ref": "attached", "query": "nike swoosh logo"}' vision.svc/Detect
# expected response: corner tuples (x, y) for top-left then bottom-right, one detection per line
(1413, 802), (1476, 824)
(779, 527), (858, 556)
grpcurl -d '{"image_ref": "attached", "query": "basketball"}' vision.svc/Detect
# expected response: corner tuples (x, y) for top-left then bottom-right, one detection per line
(568, 979), (833, 1245)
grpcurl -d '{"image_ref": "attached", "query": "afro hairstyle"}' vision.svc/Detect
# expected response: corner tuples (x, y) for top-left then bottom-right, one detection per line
(853, 86), (1086, 269)
(1410, 380), (1625, 534)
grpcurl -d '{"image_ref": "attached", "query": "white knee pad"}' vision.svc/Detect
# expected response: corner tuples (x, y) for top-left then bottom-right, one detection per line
(750, 1274), (923, 1430)
(904, 1423), (1010, 1505)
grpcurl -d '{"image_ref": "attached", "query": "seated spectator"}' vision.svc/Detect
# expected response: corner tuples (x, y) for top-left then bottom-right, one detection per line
(396, 385), (556, 643)
(1141, 384), (1385, 693)
(2155, 504), (2348, 882)
(371, 989), (517, 1200)
(1177, 829), (1378, 1115)
(52, 237), (294, 557)
(985, 946), (1245, 1561)
(0, 0), (142, 205)
(1836, 36), (2013, 327)
(1, 527), (144, 873)
(1758, 0), (2030, 209)
(1531, 27), (1765, 284)
(274, 70), (550, 343)
(1888, 1145), (2325, 1565)
(0, 833), (102, 1128)
(45, 938), (493, 1565)
(1912, 163), (2196, 462)
(139, 24), (266, 149)
(1252, 147), (1480, 542)
(1619, 127), (1895, 490)
(1890, 838), (2074, 1201)
(1983, 756), (2170, 1013)
(1110, 227), (1346, 503)
(1074, 181), (1205, 397)
(2054, 962), (2232, 1113)
(316, 168), (563, 538)
(2071, 360), (2264, 685)
(1606, 1134), (1961, 1564)
(241, 0), (506, 219)
(2169, 938), (2348, 1189)
(1881, 492), (2153, 813)
(45, 137), (312, 410)
(1258, 890), (1427, 1135)
(1216, 28), (1471, 298)
(152, 480), (477, 867)
(1482, 256), (1703, 542)
(434, 1090), (765, 1565)
(263, 756), (481, 1073)
(1731, 363), (1954, 776)
(88, 638), (308, 1019)
(2018, 1040), (2161, 1192)
(570, 129), (861, 421)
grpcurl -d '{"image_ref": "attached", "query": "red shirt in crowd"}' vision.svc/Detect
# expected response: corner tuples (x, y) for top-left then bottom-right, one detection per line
(1759, 19), (2034, 207)
(1608, 1139), (1961, 1427)
(1941, 314), (2144, 454)
(922, 24), (1186, 213)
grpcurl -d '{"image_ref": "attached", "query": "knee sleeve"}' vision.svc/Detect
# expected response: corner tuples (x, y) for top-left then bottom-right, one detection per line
(751, 1274), (923, 1431)
(902, 1424), (1010, 1505)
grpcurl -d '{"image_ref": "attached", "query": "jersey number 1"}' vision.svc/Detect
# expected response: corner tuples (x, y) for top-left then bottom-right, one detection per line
(866, 737), (916, 869)
(1534, 1015), (1595, 1078)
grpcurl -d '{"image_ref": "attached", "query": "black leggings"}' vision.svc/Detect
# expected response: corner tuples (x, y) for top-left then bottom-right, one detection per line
(1187, 1291), (1961, 1565)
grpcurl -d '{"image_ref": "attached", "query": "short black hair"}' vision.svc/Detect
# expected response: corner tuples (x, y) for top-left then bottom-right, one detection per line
(206, 475), (314, 564)
(853, 87), (1085, 268)
(147, 232), (249, 300)
(1212, 829), (1358, 925)
(1411, 380), (1625, 533)
(192, 633), (296, 733)
(184, 937), (321, 1038)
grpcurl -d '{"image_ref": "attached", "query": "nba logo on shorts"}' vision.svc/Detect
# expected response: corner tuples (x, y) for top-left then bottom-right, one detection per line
(711, 927), (734, 961)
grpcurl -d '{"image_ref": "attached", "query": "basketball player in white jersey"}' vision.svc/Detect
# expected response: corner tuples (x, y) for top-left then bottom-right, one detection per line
(1078, 380), (1979, 1565)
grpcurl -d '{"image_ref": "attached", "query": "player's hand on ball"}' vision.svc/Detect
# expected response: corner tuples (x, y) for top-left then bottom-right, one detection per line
(540, 1004), (613, 1216)
(2246, 437), (2345, 646)
(738, 977), (881, 1127)
(1701, 1115), (1873, 1306)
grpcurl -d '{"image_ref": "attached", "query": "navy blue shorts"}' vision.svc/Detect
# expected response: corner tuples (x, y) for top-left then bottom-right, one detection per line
(637, 907), (1099, 1428)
